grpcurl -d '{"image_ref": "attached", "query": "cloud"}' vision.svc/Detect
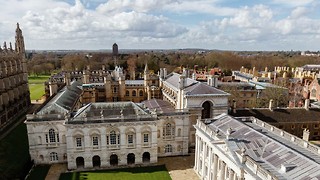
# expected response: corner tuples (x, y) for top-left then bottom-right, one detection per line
(271, 0), (314, 7)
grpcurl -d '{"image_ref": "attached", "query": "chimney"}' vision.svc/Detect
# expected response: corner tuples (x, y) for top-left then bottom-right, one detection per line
(163, 68), (167, 79)
(232, 99), (237, 114)
(159, 68), (164, 80)
(269, 99), (274, 111)
(179, 75), (186, 89)
(303, 129), (310, 141)
(304, 99), (310, 110)
(49, 80), (58, 96)
(207, 75), (213, 86)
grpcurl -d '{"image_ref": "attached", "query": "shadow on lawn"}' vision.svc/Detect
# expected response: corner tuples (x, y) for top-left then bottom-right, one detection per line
(59, 165), (169, 180)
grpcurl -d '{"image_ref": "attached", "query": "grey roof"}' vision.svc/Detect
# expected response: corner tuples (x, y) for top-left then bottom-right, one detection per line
(164, 73), (198, 90)
(37, 81), (82, 115)
(164, 73), (228, 96)
(69, 102), (156, 123)
(204, 114), (320, 179)
(185, 82), (228, 96)
(142, 99), (175, 114)
(125, 80), (144, 85)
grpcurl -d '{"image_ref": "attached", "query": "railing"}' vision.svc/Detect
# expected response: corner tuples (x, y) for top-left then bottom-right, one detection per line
(244, 116), (320, 155)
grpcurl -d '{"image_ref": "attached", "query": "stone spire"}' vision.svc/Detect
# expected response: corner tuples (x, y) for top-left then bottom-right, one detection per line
(3, 41), (7, 50)
(144, 63), (149, 73)
(15, 22), (25, 56)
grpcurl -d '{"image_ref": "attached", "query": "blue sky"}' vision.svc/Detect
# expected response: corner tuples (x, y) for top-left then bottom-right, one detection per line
(1, 0), (320, 51)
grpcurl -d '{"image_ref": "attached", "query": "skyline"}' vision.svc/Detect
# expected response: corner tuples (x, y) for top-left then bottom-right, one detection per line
(1, 0), (320, 51)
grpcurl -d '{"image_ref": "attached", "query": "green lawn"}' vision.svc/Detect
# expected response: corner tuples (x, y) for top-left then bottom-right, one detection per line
(26, 165), (51, 180)
(28, 75), (50, 100)
(0, 123), (31, 179)
(59, 165), (171, 180)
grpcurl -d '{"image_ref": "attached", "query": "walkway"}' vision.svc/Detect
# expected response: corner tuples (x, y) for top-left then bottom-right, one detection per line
(45, 164), (67, 180)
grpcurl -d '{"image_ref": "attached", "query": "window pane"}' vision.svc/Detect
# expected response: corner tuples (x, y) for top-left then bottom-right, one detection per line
(49, 129), (56, 143)
(76, 138), (82, 147)
(128, 134), (133, 144)
(143, 134), (149, 143)
(93, 136), (99, 146)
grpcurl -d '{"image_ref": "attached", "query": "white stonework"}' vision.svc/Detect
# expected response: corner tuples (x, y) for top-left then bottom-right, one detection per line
(26, 69), (230, 170)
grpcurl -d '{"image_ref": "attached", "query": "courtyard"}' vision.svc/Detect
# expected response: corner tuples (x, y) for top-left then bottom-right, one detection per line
(42, 154), (198, 180)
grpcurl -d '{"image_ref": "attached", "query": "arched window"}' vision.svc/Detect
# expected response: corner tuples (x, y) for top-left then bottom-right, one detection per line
(50, 152), (58, 161)
(132, 90), (137, 97)
(163, 123), (175, 139)
(49, 129), (56, 142)
(46, 129), (59, 143)
(107, 130), (120, 148)
(139, 90), (143, 97)
(165, 144), (173, 153)
(126, 90), (130, 96)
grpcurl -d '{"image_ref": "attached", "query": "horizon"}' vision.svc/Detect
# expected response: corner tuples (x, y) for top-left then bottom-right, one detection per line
(1, 0), (320, 51)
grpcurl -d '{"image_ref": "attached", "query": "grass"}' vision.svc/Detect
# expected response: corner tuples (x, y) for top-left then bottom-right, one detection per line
(59, 165), (171, 180)
(28, 75), (50, 100)
(26, 165), (51, 180)
(0, 123), (31, 179)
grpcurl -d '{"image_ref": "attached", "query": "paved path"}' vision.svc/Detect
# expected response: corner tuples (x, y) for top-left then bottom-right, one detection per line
(158, 153), (199, 180)
(45, 164), (67, 180)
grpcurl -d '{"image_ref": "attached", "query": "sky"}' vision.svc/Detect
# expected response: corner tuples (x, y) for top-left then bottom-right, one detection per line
(1, 0), (320, 51)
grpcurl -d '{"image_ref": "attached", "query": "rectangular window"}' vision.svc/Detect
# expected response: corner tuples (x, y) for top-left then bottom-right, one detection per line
(56, 133), (59, 143)
(92, 136), (99, 146)
(143, 134), (149, 143)
(76, 138), (82, 147)
(128, 134), (133, 144)
(110, 134), (117, 145)
(45, 134), (48, 143)
(118, 135), (120, 144)
(106, 136), (109, 145)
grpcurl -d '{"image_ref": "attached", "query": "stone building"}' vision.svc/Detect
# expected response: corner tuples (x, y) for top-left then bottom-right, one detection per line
(230, 99), (320, 140)
(194, 113), (320, 180)
(25, 66), (230, 169)
(0, 23), (30, 132)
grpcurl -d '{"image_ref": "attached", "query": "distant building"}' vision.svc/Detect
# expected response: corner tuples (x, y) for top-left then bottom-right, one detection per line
(0, 23), (30, 133)
(112, 43), (118, 57)
(195, 113), (320, 180)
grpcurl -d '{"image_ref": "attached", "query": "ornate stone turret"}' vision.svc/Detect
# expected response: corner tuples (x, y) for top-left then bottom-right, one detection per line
(15, 23), (25, 56)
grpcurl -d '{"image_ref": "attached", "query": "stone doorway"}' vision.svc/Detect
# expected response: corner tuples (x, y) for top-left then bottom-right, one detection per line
(127, 153), (135, 165)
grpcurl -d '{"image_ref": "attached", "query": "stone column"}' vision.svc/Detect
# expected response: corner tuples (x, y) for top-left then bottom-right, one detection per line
(194, 136), (199, 172)
(208, 148), (212, 180)
(201, 142), (206, 176)
(212, 154), (218, 180)
(219, 161), (225, 180)
(229, 169), (235, 180)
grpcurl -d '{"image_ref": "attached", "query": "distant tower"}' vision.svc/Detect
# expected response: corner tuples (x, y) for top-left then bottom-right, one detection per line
(113, 43), (119, 66)
(15, 23), (25, 56)
(112, 43), (118, 57)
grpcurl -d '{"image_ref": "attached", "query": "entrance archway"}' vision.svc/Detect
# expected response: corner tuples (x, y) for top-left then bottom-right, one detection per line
(201, 101), (212, 119)
(76, 157), (84, 168)
(142, 152), (150, 163)
(92, 155), (101, 168)
(127, 153), (135, 165)
(110, 154), (118, 166)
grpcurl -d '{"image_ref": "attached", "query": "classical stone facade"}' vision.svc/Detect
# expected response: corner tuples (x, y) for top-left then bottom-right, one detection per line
(26, 65), (230, 169)
(194, 114), (320, 180)
(0, 23), (30, 132)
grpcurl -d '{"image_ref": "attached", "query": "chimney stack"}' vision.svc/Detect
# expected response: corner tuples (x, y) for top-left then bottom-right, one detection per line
(269, 99), (274, 111)
(303, 129), (310, 141)
(179, 75), (186, 89)
(304, 99), (310, 110)
(232, 99), (237, 114)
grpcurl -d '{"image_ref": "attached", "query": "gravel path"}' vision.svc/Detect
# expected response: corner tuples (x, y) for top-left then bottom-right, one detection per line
(157, 153), (199, 180)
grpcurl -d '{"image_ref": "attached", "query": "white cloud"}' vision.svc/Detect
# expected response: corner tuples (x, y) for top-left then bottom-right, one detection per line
(271, 0), (314, 7)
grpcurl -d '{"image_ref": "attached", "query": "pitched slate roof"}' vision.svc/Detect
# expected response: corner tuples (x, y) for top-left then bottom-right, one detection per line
(185, 82), (228, 96)
(142, 99), (175, 113)
(230, 108), (320, 123)
(203, 114), (320, 179)
(37, 81), (82, 115)
(69, 102), (156, 123)
(164, 73), (229, 96)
